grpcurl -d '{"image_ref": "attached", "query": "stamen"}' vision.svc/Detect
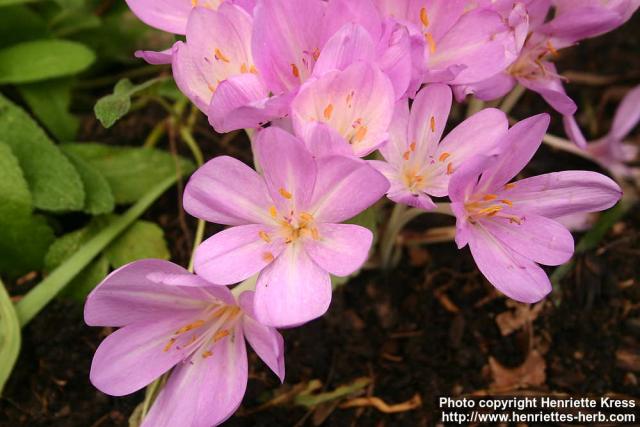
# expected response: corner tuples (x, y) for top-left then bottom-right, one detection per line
(202, 350), (213, 358)
(425, 33), (436, 54)
(213, 329), (230, 342)
(240, 63), (248, 73)
(438, 152), (450, 162)
(249, 65), (258, 74)
(420, 7), (429, 27)
(214, 48), (230, 63)
(403, 151), (411, 160)
(501, 199), (513, 207)
(504, 182), (516, 190)
(482, 194), (497, 201)
(311, 47), (321, 61)
(323, 104), (334, 120)
(291, 63), (300, 78)
(259, 231), (271, 243)
(446, 162), (454, 175)
(269, 205), (278, 218)
(353, 125), (368, 143)
(311, 227), (320, 240)
(163, 338), (176, 352)
(299, 212), (314, 223)
(191, 0), (198, 6)
(430, 116), (436, 132)
(207, 83), (217, 93)
(279, 188), (293, 199)
(409, 141), (416, 151)
(175, 320), (205, 335)
(477, 205), (502, 216)
(546, 40), (559, 57)
(262, 251), (274, 262)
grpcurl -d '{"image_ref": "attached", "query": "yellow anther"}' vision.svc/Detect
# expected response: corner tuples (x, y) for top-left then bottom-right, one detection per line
(508, 216), (522, 225)
(353, 125), (368, 143)
(323, 104), (334, 120)
(187, 335), (198, 345)
(546, 40), (559, 57)
(175, 320), (205, 335)
(163, 338), (176, 352)
(240, 63), (248, 73)
(291, 63), (300, 78)
(477, 205), (502, 216)
(259, 231), (271, 243)
(501, 199), (513, 207)
(409, 141), (416, 151)
(191, 0), (198, 6)
(420, 7), (429, 27)
(279, 188), (293, 199)
(262, 251), (274, 262)
(202, 350), (213, 358)
(438, 152), (450, 162)
(504, 182), (516, 190)
(214, 48), (230, 63)
(214, 329), (230, 342)
(269, 205), (278, 218)
(425, 33), (436, 54)
(249, 65), (258, 74)
(430, 116), (436, 132)
(446, 162), (454, 175)
(207, 83), (217, 93)
(311, 227), (320, 240)
(482, 194), (498, 201)
(403, 151), (411, 160)
(299, 212), (314, 223)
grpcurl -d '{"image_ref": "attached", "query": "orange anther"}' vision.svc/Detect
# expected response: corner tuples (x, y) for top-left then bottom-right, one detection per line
(262, 252), (274, 262)
(353, 125), (368, 143)
(425, 33), (436, 54)
(214, 48), (230, 63)
(446, 162), (454, 175)
(420, 7), (429, 27)
(214, 329), (230, 342)
(163, 338), (176, 352)
(279, 188), (293, 199)
(259, 231), (271, 243)
(291, 63), (300, 78)
(438, 152), (450, 162)
(430, 116), (436, 132)
(482, 194), (497, 201)
(501, 199), (513, 207)
(323, 104), (334, 120)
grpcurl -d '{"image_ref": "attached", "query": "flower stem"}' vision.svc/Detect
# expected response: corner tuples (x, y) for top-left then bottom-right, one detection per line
(499, 84), (525, 115)
(542, 133), (592, 160)
(188, 219), (205, 273)
(466, 97), (485, 118)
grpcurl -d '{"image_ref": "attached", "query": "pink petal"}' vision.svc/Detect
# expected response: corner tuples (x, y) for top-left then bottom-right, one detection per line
(310, 156), (389, 223)
(611, 84), (640, 141)
(125, 0), (194, 34)
(184, 156), (273, 226)
(503, 171), (622, 218)
(481, 213), (574, 266)
(135, 47), (174, 65)
(323, 0), (383, 43)
(478, 113), (550, 192)
(305, 122), (354, 158)
(378, 99), (410, 164)
(254, 244), (332, 327)
(239, 291), (286, 381)
(408, 83), (452, 159)
(172, 41), (211, 112)
(313, 23), (377, 76)
(467, 225), (552, 303)
(141, 326), (248, 427)
(253, 127), (317, 213)
(448, 155), (495, 203)
(194, 224), (285, 285)
(453, 73), (516, 102)
(563, 115), (588, 148)
(517, 66), (577, 115)
(305, 223), (373, 276)
(84, 260), (216, 327)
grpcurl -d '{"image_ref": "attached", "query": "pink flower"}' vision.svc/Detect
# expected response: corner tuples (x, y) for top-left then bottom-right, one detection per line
(373, 0), (525, 85)
(370, 83), (508, 209)
(85, 259), (284, 427)
(184, 127), (389, 327)
(449, 113), (622, 303)
(586, 84), (640, 179)
(125, 0), (255, 34)
(455, 0), (639, 146)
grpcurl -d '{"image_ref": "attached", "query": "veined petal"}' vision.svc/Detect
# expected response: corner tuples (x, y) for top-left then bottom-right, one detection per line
(194, 224), (285, 285)
(239, 291), (286, 382)
(292, 62), (395, 157)
(305, 122), (354, 158)
(448, 155), (494, 203)
(251, 0), (326, 93)
(502, 171), (622, 218)
(142, 326), (248, 427)
(408, 83), (452, 159)
(378, 99), (410, 164)
(305, 223), (373, 276)
(254, 244), (332, 327)
(254, 127), (317, 213)
(467, 224), (552, 303)
(478, 113), (550, 192)
(172, 41), (212, 112)
(310, 155), (389, 223)
(90, 313), (198, 396)
(481, 213), (574, 266)
(183, 156), (273, 226)
(84, 260), (215, 327)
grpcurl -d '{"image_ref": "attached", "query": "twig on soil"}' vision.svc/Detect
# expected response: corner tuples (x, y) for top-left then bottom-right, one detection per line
(339, 393), (422, 413)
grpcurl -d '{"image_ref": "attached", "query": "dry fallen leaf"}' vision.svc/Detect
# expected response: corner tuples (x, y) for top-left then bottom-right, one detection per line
(489, 350), (546, 392)
(495, 301), (544, 336)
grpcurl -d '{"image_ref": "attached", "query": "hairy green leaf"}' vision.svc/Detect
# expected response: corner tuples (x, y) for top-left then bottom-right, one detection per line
(94, 78), (162, 128)
(61, 148), (115, 215)
(104, 220), (169, 268)
(0, 6), (48, 49)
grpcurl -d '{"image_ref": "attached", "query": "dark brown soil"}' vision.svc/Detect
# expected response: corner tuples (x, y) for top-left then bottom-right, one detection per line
(1, 12), (640, 427)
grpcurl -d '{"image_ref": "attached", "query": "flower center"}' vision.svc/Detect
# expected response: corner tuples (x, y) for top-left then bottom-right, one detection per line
(464, 192), (521, 224)
(258, 188), (321, 247)
(508, 38), (562, 79)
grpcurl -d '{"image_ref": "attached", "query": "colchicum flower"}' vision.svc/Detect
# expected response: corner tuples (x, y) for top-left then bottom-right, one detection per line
(85, 259), (284, 427)
(184, 127), (389, 327)
(449, 113), (622, 303)
(370, 83), (508, 210)
(586, 84), (640, 179)
(455, 0), (639, 146)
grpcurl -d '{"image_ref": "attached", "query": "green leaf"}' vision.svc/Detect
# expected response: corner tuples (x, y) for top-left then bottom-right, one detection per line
(61, 142), (194, 204)
(44, 219), (109, 271)
(18, 78), (79, 142)
(61, 148), (115, 215)
(105, 220), (169, 268)
(0, 0), (41, 6)
(94, 78), (162, 128)
(0, 39), (95, 84)
(0, 94), (85, 212)
(0, 6), (48, 49)
(0, 143), (54, 277)
(60, 256), (109, 301)
(50, 9), (102, 38)
(0, 279), (21, 395)
(16, 174), (179, 326)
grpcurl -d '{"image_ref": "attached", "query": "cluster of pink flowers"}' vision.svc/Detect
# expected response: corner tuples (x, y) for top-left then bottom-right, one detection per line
(85, 0), (636, 425)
